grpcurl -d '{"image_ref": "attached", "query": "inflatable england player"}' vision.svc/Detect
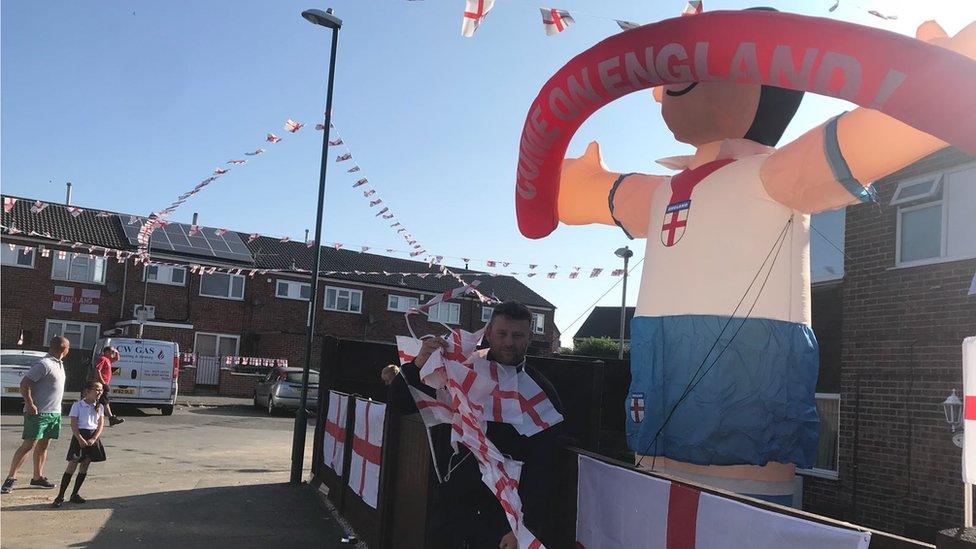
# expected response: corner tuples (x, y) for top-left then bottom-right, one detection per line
(513, 9), (976, 503)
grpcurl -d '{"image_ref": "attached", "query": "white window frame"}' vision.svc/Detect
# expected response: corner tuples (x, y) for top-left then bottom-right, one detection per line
(44, 319), (101, 353)
(193, 332), (240, 357)
(1, 244), (35, 268)
(199, 272), (246, 301)
(144, 264), (187, 286)
(895, 197), (945, 267)
(889, 174), (943, 206)
(798, 393), (840, 480)
(428, 302), (460, 325)
(387, 294), (419, 312)
(324, 286), (363, 314)
(893, 164), (976, 268)
(51, 253), (106, 284)
(531, 312), (546, 335)
(481, 307), (494, 323)
(276, 279), (311, 301)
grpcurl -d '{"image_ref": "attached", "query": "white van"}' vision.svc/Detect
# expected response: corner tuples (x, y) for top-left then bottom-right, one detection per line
(93, 338), (179, 415)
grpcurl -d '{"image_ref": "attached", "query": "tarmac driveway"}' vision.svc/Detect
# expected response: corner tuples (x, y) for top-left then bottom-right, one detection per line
(0, 399), (347, 548)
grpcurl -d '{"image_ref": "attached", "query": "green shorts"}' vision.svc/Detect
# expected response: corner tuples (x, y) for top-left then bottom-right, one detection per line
(22, 413), (61, 440)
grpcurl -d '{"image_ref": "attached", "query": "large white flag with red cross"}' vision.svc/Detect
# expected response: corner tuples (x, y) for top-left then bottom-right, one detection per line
(963, 337), (976, 484)
(576, 455), (871, 549)
(540, 7), (574, 36)
(461, 0), (495, 37)
(346, 397), (386, 509)
(322, 391), (349, 475)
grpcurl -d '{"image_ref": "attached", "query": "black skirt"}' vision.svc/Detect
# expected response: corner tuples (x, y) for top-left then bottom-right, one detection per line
(66, 428), (107, 463)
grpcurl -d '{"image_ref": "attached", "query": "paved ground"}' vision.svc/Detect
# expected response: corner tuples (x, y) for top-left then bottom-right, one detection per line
(0, 400), (349, 548)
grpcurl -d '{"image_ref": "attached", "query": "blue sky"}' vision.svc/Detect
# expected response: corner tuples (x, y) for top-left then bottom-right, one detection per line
(2, 0), (972, 345)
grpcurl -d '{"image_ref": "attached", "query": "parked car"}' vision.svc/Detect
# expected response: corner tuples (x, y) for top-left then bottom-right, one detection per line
(93, 338), (180, 415)
(0, 350), (48, 402)
(253, 368), (319, 415)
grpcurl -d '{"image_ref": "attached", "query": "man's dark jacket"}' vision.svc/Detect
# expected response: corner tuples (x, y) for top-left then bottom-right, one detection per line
(388, 354), (563, 549)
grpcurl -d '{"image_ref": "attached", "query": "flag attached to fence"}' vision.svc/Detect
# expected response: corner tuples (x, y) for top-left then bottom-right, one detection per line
(963, 337), (976, 484)
(347, 398), (387, 509)
(323, 391), (349, 475)
(575, 455), (871, 549)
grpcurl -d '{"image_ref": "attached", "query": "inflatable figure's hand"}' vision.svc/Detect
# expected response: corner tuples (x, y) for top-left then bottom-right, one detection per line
(918, 21), (976, 59)
(557, 141), (618, 226)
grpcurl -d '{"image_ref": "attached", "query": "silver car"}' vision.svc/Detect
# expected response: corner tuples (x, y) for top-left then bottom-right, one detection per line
(253, 368), (319, 415)
(1, 350), (48, 402)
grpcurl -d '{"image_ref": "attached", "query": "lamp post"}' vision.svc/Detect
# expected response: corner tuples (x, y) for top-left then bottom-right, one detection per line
(614, 246), (633, 360)
(290, 7), (342, 485)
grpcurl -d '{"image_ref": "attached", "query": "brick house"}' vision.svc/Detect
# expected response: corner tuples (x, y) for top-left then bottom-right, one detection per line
(0, 196), (557, 378)
(801, 147), (976, 541)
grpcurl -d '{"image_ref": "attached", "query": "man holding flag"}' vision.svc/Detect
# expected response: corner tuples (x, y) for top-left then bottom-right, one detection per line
(390, 301), (563, 548)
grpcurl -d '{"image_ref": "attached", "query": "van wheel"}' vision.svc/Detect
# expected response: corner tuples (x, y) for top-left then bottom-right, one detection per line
(160, 405), (174, 416)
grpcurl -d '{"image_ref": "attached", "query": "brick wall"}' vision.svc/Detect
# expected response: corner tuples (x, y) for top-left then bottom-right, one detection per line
(217, 368), (261, 398)
(179, 365), (197, 394)
(802, 164), (976, 541)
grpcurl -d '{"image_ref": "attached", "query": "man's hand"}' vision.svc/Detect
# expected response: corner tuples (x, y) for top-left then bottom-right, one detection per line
(414, 337), (448, 369)
(499, 531), (517, 549)
(24, 402), (38, 416)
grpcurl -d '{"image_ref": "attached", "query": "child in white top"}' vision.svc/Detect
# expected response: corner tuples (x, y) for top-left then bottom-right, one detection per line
(52, 381), (107, 507)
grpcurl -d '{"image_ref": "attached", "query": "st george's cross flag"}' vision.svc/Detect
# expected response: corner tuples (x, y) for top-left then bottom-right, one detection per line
(540, 7), (574, 36)
(461, 0), (495, 37)
(963, 338), (976, 484)
(575, 455), (871, 549)
(322, 391), (349, 475)
(682, 0), (703, 16)
(346, 398), (387, 509)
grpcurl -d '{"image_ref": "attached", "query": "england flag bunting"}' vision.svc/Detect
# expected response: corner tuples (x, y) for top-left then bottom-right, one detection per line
(322, 391), (349, 475)
(540, 7), (574, 36)
(347, 398), (387, 509)
(336, 153), (353, 162)
(616, 20), (640, 30)
(3, 197), (16, 213)
(461, 0), (495, 37)
(266, 133), (282, 143)
(964, 337), (976, 484)
(30, 201), (48, 214)
(394, 328), (562, 548)
(284, 119), (304, 133)
(682, 0), (703, 16)
(576, 455), (870, 549)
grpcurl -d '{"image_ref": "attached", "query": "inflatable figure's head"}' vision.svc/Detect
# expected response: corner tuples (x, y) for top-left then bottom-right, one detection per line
(656, 7), (805, 147)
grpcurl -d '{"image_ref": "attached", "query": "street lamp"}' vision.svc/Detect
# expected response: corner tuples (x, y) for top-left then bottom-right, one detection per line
(614, 246), (633, 360)
(291, 7), (342, 485)
(944, 389), (964, 448)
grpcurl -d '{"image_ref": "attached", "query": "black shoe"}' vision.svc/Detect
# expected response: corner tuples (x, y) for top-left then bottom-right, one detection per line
(29, 477), (55, 489)
(69, 494), (86, 504)
(52, 497), (63, 508)
(109, 417), (125, 426)
(1, 477), (15, 494)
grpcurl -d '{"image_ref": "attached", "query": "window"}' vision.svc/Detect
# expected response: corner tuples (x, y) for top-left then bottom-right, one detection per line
(799, 393), (840, 479)
(145, 265), (186, 286)
(276, 279), (311, 301)
(428, 302), (460, 324)
(324, 286), (362, 313)
(388, 294), (419, 312)
(200, 272), (245, 300)
(193, 332), (240, 357)
(481, 307), (494, 323)
(1, 245), (35, 268)
(531, 313), (546, 334)
(45, 320), (100, 352)
(895, 165), (976, 266)
(52, 254), (106, 284)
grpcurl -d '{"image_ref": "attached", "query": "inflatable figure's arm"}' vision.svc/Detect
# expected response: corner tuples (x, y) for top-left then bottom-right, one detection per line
(761, 21), (976, 214)
(559, 141), (665, 238)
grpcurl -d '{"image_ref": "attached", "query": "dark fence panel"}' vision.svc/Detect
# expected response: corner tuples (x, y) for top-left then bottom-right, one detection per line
(322, 336), (397, 402)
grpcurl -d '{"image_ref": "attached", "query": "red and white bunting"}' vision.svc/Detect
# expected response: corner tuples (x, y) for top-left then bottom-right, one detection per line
(227, 159), (247, 165)
(540, 7), (574, 35)
(4, 198), (17, 213)
(360, 246), (370, 253)
(375, 207), (389, 217)
(245, 148), (265, 156)
(353, 178), (368, 188)
(306, 240), (315, 248)
(486, 260), (496, 267)
(128, 216), (140, 225)
(547, 272), (556, 279)
(95, 211), (112, 218)
(369, 199), (383, 207)
(336, 153), (352, 162)
(616, 20), (640, 30)
(66, 207), (83, 218)
(682, 0), (702, 16)
(188, 225), (200, 237)
(363, 189), (376, 197)
(347, 165), (361, 173)
(213, 168), (229, 175)
(611, 269), (624, 276)
(214, 228), (228, 237)
(30, 201), (48, 214)
(461, 0), (496, 37)
(248, 233), (259, 243)
(284, 119), (304, 133)
(590, 268), (603, 278)
(279, 236), (291, 243)
(328, 138), (343, 146)
(266, 133), (282, 143)
(333, 243), (343, 250)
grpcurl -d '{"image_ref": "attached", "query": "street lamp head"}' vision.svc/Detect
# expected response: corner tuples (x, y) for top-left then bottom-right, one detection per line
(615, 246), (634, 259)
(944, 388), (964, 432)
(302, 8), (342, 30)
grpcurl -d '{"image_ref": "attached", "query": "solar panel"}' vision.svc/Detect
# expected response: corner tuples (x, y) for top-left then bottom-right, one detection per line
(120, 216), (253, 263)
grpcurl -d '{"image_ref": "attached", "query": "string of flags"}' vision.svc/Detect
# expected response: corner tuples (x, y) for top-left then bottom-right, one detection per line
(454, 0), (897, 38)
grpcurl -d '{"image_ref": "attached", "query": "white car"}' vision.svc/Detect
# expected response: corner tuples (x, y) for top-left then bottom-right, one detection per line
(0, 350), (48, 401)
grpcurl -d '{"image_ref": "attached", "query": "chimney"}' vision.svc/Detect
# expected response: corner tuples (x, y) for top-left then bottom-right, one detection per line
(192, 212), (199, 226)
(65, 182), (73, 205)
(304, 229), (309, 243)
